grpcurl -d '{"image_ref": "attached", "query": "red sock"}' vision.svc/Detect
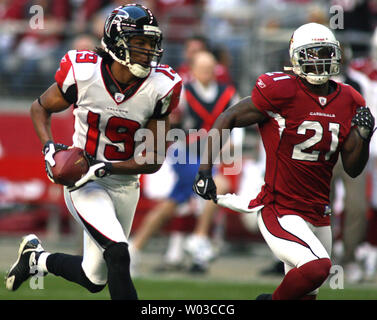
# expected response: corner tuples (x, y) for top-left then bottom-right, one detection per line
(272, 258), (331, 300)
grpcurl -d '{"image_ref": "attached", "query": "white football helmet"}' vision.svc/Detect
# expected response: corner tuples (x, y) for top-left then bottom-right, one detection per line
(287, 23), (341, 85)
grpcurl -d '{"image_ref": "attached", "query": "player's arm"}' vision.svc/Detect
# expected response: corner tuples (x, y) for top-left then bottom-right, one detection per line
(30, 83), (73, 182)
(199, 96), (266, 172)
(341, 128), (369, 178)
(193, 97), (266, 201)
(30, 83), (72, 146)
(341, 107), (375, 178)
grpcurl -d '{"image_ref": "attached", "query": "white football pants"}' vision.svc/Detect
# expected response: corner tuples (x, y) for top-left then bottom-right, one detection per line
(257, 206), (332, 272)
(64, 177), (140, 285)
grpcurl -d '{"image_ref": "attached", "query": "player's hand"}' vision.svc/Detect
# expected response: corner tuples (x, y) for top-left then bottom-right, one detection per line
(352, 107), (375, 141)
(68, 162), (112, 191)
(192, 169), (217, 203)
(68, 155), (112, 191)
(42, 140), (69, 182)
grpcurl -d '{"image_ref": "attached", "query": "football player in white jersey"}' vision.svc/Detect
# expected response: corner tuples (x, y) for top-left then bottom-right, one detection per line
(5, 4), (182, 300)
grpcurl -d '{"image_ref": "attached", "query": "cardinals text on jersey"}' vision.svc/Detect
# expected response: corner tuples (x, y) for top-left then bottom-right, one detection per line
(55, 50), (182, 181)
(249, 71), (365, 226)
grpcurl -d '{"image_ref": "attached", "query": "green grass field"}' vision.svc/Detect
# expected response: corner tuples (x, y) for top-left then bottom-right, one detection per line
(1, 273), (377, 300)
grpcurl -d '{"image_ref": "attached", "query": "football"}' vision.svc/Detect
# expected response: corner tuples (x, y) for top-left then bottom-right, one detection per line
(50, 147), (89, 186)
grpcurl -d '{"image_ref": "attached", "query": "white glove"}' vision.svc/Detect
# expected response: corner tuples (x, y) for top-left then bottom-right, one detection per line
(44, 143), (57, 167)
(68, 162), (112, 191)
(216, 193), (264, 214)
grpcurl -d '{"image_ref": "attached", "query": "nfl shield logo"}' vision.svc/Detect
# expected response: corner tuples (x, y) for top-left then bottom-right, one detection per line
(115, 92), (125, 103)
(318, 97), (327, 106)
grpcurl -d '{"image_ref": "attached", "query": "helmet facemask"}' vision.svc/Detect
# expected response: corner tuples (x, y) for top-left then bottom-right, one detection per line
(291, 43), (341, 85)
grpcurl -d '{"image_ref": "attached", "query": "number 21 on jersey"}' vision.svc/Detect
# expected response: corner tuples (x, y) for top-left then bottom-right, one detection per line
(266, 72), (340, 162)
(292, 121), (340, 161)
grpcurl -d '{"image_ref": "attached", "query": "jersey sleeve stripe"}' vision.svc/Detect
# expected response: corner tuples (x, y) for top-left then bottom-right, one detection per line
(55, 52), (76, 93)
(153, 80), (182, 118)
(165, 80), (182, 114)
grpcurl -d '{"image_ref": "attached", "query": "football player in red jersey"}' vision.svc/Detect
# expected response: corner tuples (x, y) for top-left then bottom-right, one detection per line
(5, 4), (182, 300)
(193, 23), (375, 300)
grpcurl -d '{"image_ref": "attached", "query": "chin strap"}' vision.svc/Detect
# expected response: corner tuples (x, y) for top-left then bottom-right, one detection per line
(285, 63), (330, 85)
(305, 71), (330, 85)
(101, 38), (150, 79)
(127, 61), (150, 78)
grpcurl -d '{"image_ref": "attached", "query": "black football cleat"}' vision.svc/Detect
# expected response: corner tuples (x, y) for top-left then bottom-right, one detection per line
(188, 262), (208, 274)
(5, 234), (45, 291)
(256, 293), (273, 300)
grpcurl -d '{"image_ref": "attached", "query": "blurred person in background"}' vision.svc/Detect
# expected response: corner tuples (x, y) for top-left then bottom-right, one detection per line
(177, 34), (232, 85)
(347, 26), (377, 282)
(129, 50), (241, 274)
(0, 0), (28, 90)
(71, 33), (98, 51)
(329, 43), (367, 284)
(5, 0), (70, 96)
(72, 0), (112, 35)
(329, 0), (377, 56)
(181, 51), (242, 272)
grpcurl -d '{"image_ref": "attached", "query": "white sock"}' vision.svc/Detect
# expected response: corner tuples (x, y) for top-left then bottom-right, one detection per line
(164, 232), (185, 265)
(37, 252), (51, 273)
